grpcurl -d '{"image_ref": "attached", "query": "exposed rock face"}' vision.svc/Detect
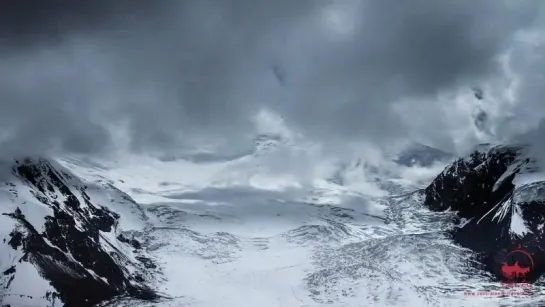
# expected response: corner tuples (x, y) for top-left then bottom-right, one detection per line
(1, 158), (157, 307)
(424, 144), (545, 283)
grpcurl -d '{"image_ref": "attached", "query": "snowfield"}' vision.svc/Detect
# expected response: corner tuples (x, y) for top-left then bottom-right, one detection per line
(2, 137), (544, 306)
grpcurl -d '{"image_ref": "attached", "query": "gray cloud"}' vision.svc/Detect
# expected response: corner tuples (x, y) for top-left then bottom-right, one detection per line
(0, 1), (160, 50)
(0, 0), (542, 157)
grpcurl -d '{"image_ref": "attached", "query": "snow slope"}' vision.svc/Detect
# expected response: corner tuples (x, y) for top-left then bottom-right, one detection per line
(65, 141), (544, 306)
(3, 138), (545, 306)
(88, 154), (542, 307)
(0, 158), (156, 307)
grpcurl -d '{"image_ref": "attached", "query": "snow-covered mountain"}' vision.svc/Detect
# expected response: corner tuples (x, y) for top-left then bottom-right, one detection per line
(0, 158), (157, 307)
(2, 139), (545, 307)
(424, 143), (545, 284)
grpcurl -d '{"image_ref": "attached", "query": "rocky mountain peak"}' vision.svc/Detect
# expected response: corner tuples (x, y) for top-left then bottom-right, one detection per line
(423, 144), (545, 283)
(1, 158), (157, 307)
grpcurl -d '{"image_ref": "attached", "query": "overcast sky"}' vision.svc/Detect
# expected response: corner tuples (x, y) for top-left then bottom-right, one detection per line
(0, 0), (544, 158)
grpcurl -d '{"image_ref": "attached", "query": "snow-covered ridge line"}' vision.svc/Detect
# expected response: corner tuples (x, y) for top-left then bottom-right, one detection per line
(1, 157), (158, 307)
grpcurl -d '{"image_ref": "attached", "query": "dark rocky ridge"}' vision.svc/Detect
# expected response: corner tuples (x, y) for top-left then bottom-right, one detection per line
(1, 158), (157, 306)
(424, 144), (545, 283)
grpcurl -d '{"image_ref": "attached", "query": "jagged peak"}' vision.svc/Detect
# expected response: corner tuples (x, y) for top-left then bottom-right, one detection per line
(12, 157), (76, 192)
(1, 156), (157, 306)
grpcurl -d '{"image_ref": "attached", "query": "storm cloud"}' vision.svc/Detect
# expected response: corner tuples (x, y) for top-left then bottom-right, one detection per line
(0, 0), (543, 157)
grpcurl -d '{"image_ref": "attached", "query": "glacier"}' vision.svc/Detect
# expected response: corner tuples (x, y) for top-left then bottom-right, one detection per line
(1, 138), (544, 307)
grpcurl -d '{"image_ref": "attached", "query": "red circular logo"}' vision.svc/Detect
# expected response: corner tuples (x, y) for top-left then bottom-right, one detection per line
(501, 244), (534, 280)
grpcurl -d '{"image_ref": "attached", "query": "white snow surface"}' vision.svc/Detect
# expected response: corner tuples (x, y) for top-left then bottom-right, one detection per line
(0, 162), (64, 306)
(2, 138), (544, 306)
(69, 140), (545, 306)
(510, 204), (531, 237)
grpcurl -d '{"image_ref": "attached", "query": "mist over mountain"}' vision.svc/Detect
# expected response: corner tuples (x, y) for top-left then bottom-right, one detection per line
(2, 1), (545, 306)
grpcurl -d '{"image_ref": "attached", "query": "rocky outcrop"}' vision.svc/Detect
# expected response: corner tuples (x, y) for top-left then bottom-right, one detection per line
(1, 158), (157, 307)
(424, 144), (545, 283)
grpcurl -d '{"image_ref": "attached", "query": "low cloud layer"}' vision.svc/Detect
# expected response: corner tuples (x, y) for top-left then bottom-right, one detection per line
(0, 0), (544, 157)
